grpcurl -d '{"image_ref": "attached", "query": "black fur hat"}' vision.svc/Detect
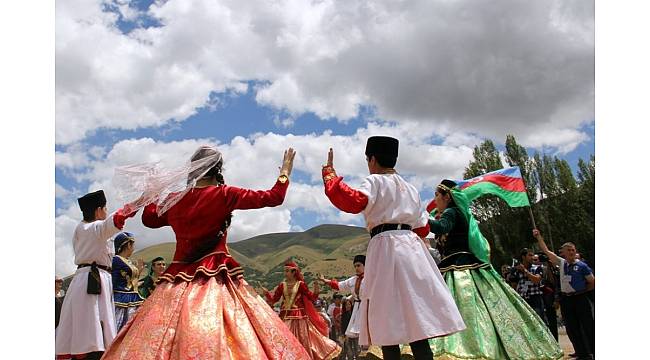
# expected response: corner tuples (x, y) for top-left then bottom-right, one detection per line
(365, 136), (398, 158)
(77, 190), (106, 213)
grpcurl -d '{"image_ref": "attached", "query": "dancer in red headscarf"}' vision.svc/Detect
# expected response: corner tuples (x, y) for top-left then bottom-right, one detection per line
(263, 261), (341, 360)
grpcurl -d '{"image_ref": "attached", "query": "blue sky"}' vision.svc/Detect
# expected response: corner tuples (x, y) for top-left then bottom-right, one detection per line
(54, 0), (595, 276)
(55, 85), (595, 212)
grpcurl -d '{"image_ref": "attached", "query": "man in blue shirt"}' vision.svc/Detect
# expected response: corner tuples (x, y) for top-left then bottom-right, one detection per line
(534, 229), (595, 360)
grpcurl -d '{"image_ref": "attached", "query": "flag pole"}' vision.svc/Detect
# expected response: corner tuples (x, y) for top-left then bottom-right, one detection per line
(517, 165), (537, 230)
(527, 206), (537, 229)
(521, 166), (555, 251)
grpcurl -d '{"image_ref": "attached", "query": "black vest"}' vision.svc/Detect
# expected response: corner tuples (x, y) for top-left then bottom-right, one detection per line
(437, 207), (470, 256)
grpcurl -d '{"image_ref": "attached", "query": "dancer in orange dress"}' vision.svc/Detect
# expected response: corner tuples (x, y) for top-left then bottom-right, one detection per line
(264, 261), (341, 360)
(102, 145), (310, 360)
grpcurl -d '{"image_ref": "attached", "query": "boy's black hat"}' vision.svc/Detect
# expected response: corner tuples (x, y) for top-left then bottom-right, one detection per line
(77, 190), (106, 213)
(365, 136), (398, 158)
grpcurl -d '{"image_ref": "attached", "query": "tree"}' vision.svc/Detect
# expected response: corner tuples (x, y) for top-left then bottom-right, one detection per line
(575, 155), (595, 266)
(459, 136), (594, 270)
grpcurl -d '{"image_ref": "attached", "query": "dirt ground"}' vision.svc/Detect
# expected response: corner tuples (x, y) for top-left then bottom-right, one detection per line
(360, 325), (577, 359)
(558, 326), (576, 359)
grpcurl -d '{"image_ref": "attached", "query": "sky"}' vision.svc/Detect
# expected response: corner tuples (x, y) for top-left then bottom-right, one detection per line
(53, 0), (596, 277)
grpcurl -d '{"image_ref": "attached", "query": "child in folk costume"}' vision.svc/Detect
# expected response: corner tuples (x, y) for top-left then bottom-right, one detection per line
(111, 232), (145, 332)
(319, 254), (366, 358)
(263, 261), (341, 360)
(319, 255), (366, 341)
(321, 136), (465, 360)
(55, 190), (138, 360)
(138, 256), (165, 299)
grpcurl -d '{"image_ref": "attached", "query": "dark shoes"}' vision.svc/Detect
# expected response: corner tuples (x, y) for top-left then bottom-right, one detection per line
(569, 352), (594, 360)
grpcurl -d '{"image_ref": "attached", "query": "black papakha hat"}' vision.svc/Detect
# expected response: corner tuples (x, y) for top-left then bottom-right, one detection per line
(365, 136), (399, 158)
(353, 255), (366, 265)
(77, 190), (107, 213)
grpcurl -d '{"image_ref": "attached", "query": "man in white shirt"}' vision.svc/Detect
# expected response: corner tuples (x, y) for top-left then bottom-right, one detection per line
(322, 137), (465, 359)
(534, 229), (594, 360)
(320, 255), (366, 340)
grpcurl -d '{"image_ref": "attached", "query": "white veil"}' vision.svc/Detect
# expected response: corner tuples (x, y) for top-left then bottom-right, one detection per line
(113, 146), (223, 216)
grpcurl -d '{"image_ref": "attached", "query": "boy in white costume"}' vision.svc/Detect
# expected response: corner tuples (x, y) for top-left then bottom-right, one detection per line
(55, 190), (137, 360)
(321, 136), (465, 360)
(320, 254), (366, 340)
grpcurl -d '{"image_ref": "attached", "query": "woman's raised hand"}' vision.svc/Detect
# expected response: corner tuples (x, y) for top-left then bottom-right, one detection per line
(326, 148), (334, 168)
(280, 148), (296, 177)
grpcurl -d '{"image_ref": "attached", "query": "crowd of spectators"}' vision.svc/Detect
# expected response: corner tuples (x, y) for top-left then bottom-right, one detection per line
(500, 231), (595, 360)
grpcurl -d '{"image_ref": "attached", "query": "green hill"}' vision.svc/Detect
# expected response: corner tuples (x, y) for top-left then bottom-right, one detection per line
(127, 224), (370, 292)
(230, 224), (367, 258)
(132, 242), (176, 266)
(131, 242), (267, 273)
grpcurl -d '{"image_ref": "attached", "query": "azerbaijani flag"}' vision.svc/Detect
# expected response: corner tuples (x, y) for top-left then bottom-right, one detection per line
(456, 166), (530, 207)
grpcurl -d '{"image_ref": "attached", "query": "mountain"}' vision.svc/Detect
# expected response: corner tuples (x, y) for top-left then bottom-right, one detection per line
(130, 224), (370, 292)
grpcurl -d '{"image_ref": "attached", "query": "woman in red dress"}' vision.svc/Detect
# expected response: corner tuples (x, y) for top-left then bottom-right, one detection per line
(102, 145), (310, 360)
(263, 261), (341, 360)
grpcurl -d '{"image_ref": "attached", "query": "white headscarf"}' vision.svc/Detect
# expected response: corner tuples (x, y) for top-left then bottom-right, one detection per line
(113, 145), (223, 215)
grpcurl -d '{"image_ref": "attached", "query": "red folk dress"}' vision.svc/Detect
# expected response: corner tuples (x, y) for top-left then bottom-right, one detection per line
(266, 281), (341, 360)
(102, 180), (310, 360)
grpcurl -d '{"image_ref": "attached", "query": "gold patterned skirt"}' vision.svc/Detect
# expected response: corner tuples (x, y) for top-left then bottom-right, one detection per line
(102, 275), (310, 360)
(283, 317), (341, 360)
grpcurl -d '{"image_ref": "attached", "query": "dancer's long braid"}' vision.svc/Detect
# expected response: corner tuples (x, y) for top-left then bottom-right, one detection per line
(190, 146), (233, 239)
(212, 163), (233, 235)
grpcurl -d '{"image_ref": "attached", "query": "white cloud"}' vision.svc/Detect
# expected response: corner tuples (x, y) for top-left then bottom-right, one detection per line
(55, 183), (71, 199)
(55, 206), (83, 277)
(228, 208), (292, 241)
(522, 127), (591, 154)
(55, 143), (91, 170)
(56, 0), (594, 152)
(55, 124), (477, 276)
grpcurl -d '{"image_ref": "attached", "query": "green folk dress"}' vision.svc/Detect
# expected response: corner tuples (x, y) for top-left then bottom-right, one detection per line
(426, 190), (563, 360)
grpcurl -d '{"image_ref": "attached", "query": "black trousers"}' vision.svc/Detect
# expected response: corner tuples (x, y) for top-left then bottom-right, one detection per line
(560, 293), (595, 357)
(526, 294), (549, 326)
(64, 352), (104, 360)
(382, 338), (432, 360)
(542, 292), (559, 341)
(87, 352), (103, 360)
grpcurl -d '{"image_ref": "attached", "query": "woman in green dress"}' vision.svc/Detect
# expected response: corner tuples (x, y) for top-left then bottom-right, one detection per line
(427, 179), (562, 360)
